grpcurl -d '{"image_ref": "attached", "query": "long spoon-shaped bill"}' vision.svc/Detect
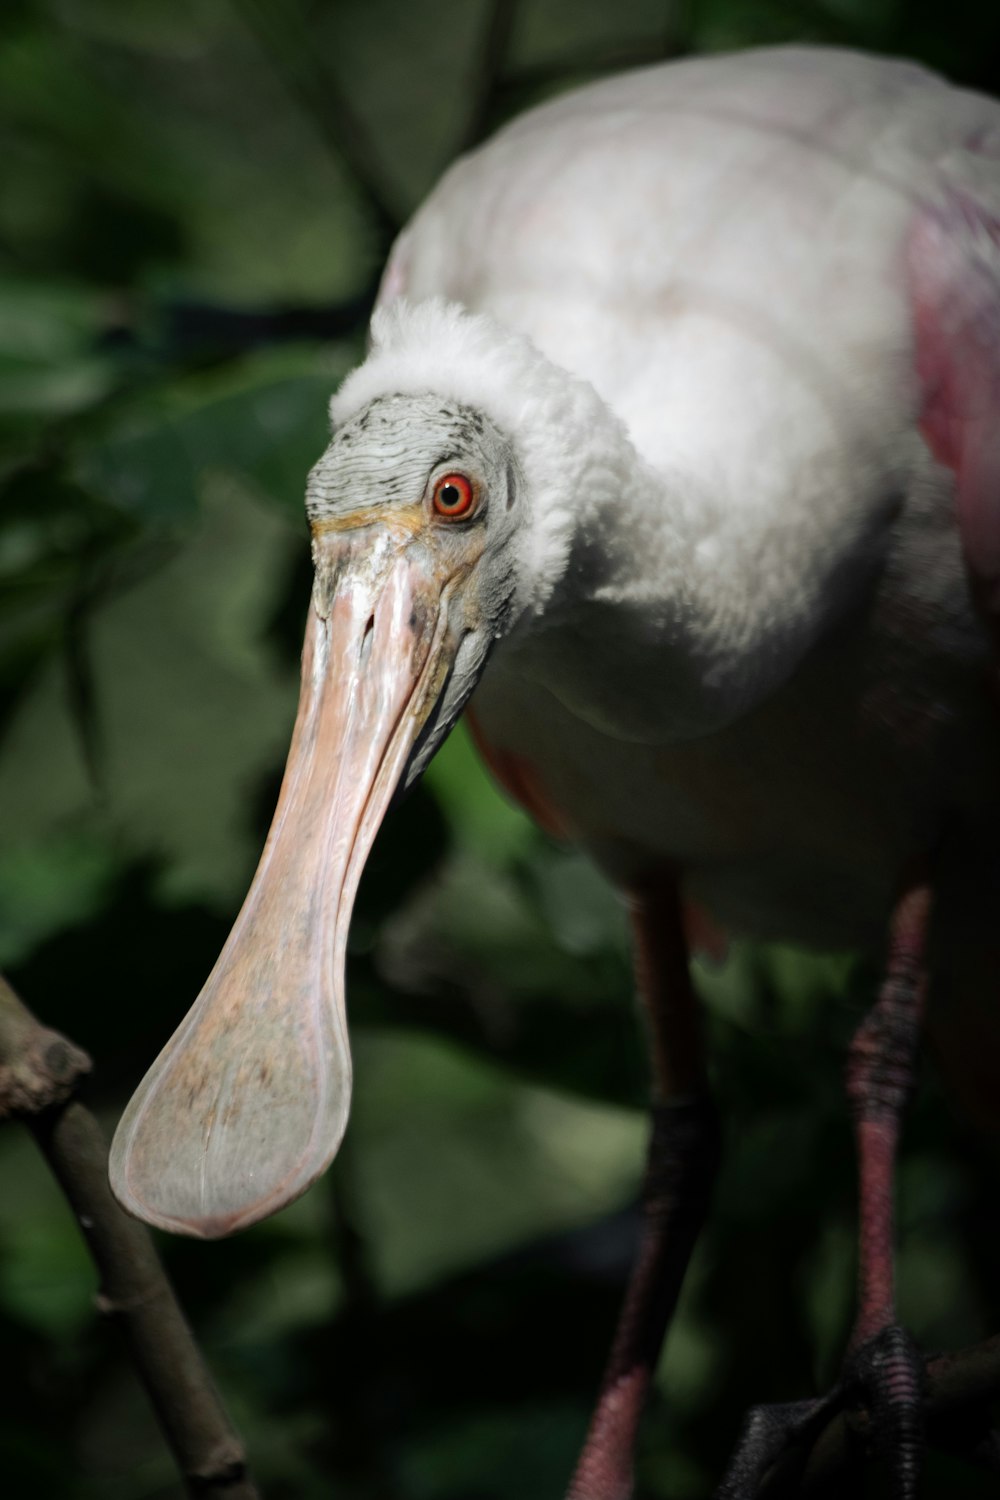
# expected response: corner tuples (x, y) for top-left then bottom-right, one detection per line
(110, 544), (452, 1237)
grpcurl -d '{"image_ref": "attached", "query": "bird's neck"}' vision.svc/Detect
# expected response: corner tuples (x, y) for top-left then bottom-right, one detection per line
(332, 297), (896, 742)
(430, 321), (780, 740)
(509, 377), (895, 744)
(511, 443), (750, 742)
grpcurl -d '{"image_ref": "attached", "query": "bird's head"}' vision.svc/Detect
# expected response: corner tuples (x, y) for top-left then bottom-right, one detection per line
(305, 389), (522, 796)
(108, 300), (584, 1238)
(110, 299), (631, 1236)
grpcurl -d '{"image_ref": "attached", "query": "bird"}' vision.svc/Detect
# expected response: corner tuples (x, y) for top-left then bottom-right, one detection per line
(108, 43), (1000, 1499)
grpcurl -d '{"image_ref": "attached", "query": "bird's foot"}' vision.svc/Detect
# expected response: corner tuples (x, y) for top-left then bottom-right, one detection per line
(847, 1324), (924, 1498)
(714, 1393), (835, 1500)
(715, 1324), (924, 1500)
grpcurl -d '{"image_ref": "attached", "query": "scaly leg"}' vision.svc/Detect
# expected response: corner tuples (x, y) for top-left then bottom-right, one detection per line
(566, 879), (720, 1500)
(841, 882), (931, 1497)
(717, 881), (931, 1500)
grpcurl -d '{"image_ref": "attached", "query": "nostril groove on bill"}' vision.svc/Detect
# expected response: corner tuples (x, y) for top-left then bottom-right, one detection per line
(360, 614), (375, 665)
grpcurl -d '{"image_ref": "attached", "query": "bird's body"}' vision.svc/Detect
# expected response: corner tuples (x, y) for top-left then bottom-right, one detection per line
(371, 46), (1000, 952)
(474, 597), (985, 953)
(112, 44), (1000, 1497)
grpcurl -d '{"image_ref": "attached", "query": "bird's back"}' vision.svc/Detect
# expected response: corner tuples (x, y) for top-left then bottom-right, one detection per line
(389, 46), (1000, 498)
(381, 48), (1000, 953)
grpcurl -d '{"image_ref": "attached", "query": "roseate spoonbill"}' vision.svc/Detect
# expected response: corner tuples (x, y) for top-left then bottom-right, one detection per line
(110, 44), (1000, 1498)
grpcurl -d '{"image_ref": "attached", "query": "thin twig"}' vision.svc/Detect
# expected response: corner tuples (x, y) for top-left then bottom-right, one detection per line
(0, 975), (259, 1499)
(232, 0), (402, 246)
(498, 39), (686, 95)
(64, 554), (111, 801)
(461, 0), (519, 151)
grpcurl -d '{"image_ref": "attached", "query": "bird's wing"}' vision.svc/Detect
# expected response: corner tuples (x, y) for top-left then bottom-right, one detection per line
(907, 173), (1000, 609)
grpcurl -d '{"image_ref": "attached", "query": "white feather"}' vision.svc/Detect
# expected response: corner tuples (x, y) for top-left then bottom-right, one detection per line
(332, 46), (1000, 940)
(331, 298), (642, 615)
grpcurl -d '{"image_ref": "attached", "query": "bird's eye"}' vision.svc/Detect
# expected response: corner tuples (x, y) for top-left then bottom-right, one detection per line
(432, 472), (477, 519)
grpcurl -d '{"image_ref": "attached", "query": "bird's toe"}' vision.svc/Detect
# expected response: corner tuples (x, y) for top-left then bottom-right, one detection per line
(715, 1325), (926, 1499)
(713, 1395), (833, 1499)
(844, 1324), (924, 1500)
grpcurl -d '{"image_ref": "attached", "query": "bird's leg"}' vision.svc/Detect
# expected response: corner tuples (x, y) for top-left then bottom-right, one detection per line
(840, 881), (931, 1497)
(716, 880), (931, 1500)
(566, 880), (720, 1500)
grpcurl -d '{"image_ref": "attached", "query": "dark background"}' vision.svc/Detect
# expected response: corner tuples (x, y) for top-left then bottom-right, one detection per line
(3, 2), (1000, 1496)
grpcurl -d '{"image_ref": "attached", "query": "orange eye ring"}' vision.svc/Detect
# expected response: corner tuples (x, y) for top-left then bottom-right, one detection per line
(432, 472), (476, 519)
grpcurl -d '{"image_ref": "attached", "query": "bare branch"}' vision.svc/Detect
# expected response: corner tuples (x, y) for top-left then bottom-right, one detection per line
(232, 0), (403, 247)
(757, 1332), (1000, 1496)
(461, 0), (519, 151)
(0, 975), (259, 1499)
(494, 31), (687, 104)
(0, 981), (91, 1119)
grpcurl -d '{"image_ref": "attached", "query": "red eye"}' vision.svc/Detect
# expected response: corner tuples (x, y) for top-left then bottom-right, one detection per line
(432, 472), (476, 518)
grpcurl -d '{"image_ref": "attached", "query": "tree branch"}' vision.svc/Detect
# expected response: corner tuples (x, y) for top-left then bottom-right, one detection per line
(0, 975), (259, 1499)
(232, 0), (403, 248)
(758, 1332), (1000, 1496)
(460, 0), (519, 151)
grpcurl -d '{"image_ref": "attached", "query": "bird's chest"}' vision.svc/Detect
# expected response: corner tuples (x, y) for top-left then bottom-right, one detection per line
(468, 600), (993, 954)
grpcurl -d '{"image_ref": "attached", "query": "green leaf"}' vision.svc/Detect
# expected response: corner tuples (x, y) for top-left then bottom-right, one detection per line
(0, 482), (304, 907)
(349, 1028), (644, 1295)
(74, 345), (348, 521)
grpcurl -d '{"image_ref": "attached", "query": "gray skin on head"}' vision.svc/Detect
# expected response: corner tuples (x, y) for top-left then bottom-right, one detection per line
(305, 392), (525, 785)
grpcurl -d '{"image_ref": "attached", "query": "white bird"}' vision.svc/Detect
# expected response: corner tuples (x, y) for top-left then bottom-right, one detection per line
(110, 45), (1000, 1498)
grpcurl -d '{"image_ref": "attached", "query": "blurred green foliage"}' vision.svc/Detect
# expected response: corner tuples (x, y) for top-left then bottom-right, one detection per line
(2, 2), (1000, 1497)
